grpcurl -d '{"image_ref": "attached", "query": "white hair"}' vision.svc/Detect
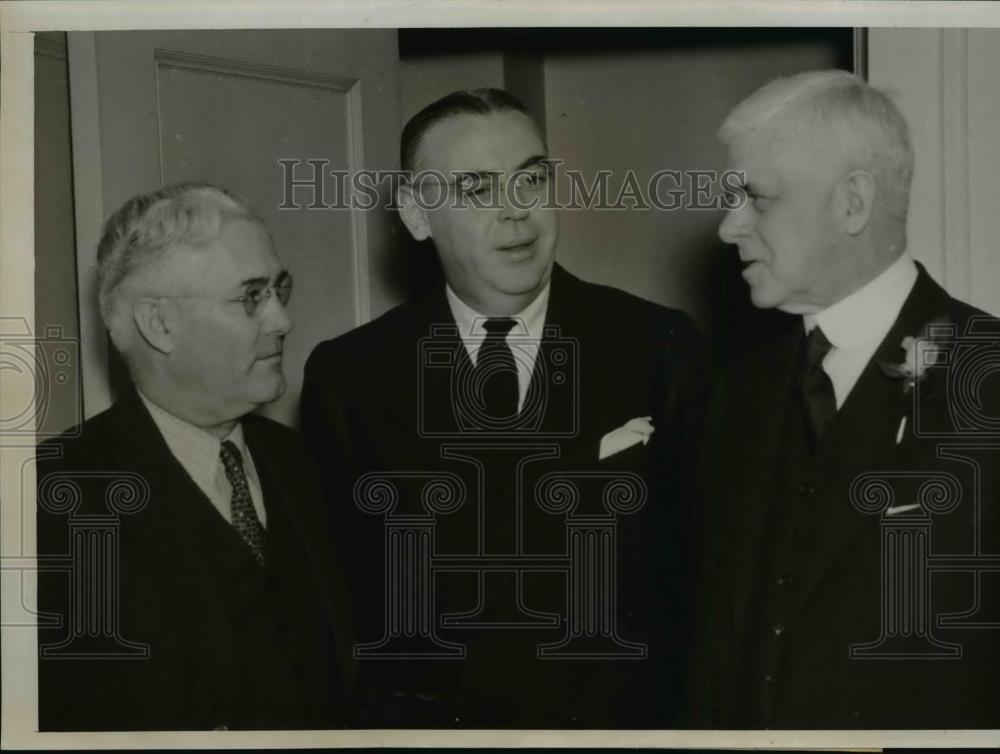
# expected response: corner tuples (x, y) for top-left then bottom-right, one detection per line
(719, 69), (914, 224)
(96, 182), (261, 333)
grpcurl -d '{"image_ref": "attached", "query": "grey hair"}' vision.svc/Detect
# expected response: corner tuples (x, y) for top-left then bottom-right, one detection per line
(96, 182), (261, 323)
(719, 69), (914, 223)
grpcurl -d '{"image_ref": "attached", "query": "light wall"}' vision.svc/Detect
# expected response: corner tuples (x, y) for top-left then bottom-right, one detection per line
(870, 28), (1000, 318)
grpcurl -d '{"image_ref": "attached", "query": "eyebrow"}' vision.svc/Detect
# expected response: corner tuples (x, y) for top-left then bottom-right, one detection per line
(238, 269), (289, 288)
(454, 155), (551, 180)
(516, 155), (549, 171)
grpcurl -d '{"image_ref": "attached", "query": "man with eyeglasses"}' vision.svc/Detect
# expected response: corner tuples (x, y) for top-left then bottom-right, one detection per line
(36, 183), (355, 730)
(301, 89), (706, 727)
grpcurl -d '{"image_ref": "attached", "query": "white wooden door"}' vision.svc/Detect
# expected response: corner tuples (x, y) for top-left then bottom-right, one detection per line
(69, 29), (404, 426)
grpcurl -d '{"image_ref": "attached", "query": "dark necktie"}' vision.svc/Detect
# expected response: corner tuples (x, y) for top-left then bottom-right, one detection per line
(799, 325), (837, 450)
(478, 317), (520, 421)
(219, 440), (267, 566)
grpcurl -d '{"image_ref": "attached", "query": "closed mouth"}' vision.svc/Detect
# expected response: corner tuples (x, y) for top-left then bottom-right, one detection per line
(497, 239), (536, 252)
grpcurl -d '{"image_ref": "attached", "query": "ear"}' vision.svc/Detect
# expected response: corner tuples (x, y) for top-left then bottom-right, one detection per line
(838, 170), (876, 236)
(397, 182), (432, 242)
(132, 298), (175, 355)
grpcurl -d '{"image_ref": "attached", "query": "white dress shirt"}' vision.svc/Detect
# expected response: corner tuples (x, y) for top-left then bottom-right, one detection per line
(139, 391), (267, 527)
(445, 282), (551, 413)
(804, 253), (919, 409)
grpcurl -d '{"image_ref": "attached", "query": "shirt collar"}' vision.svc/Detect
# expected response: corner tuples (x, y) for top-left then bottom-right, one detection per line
(138, 390), (253, 480)
(804, 252), (918, 350)
(445, 281), (551, 342)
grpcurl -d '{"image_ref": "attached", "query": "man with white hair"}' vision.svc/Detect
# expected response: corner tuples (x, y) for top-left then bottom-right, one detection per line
(688, 70), (1000, 728)
(36, 183), (355, 730)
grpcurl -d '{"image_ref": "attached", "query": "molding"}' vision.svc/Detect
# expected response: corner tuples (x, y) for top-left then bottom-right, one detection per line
(34, 32), (67, 61)
(68, 31), (111, 419)
(852, 28), (869, 80)
(150, 48), (369, 325)
(152, 48), (358, 93)
(344, 79), (370, 326)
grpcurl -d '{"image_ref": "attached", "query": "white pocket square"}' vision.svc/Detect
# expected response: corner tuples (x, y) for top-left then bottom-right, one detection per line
(599, 416), (655, 460)
(886, 504), (921, 516)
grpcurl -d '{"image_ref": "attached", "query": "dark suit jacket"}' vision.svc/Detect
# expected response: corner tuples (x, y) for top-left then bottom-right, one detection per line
(301, 263), (706, 728)
(36, 387), (357, 731)
(687, 264), (1000, 728)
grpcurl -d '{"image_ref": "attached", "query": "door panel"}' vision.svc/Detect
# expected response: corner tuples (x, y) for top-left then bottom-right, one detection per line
(71, 29), (404, 426)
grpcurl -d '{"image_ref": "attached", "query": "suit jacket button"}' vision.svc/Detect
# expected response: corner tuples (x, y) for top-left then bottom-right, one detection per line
(798, 483), (815, 496)
(764, 673), (776, 685)
(214, 724), (229, 731)
(777, 574), (793, 587)
(772, 623), (786, 636)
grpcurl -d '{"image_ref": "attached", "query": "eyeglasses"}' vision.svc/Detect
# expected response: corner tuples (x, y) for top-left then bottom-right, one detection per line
(231, 272), (294, 317)
(414, 162), (553, 208)
(159, 271), (294, 317)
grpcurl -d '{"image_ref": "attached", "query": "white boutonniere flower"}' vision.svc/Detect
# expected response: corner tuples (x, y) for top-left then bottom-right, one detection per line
(878, 320), (949, 444)
(881, 334), (947, 393)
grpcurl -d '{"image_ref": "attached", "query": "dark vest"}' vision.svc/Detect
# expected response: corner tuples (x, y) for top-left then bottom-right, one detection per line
(192, 478), (336, 729)
(737, 329), (830, 727)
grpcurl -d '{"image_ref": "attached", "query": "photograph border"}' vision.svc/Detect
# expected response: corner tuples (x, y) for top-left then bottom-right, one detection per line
(3, 1), (1000, 749)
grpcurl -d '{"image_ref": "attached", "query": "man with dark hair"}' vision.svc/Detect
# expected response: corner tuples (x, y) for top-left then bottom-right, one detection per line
(36, 183), (355, 730)
(688, 70), (1000, 728)
(301, 89), (705, 728)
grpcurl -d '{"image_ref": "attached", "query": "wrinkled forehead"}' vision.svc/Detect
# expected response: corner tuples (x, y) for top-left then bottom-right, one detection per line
(413, 110), (548, 174)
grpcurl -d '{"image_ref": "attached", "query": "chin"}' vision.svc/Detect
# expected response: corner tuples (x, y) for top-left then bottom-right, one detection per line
(747, 283), (785, 311)
(501, 262), (551, 293)
(254, 377), (286, 406)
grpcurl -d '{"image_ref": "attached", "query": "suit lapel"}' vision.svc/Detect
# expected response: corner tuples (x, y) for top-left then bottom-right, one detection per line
(529, 266), (588, 439)
(107, 389), (246, 703)
(384, 284), (471, 448)
(791, 266), (955, 611)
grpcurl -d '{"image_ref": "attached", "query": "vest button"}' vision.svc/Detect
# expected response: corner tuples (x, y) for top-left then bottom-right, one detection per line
(764, 673), (776, 685)
(788, 528), (805, 541)
(777, 574), (793, 587)
(798, 483), (815, 496)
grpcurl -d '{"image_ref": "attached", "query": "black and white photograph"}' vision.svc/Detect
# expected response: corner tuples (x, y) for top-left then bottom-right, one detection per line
(2, 0), (1000, 748)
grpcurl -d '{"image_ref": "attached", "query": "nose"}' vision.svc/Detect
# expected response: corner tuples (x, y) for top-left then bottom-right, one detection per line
(718, 202), (753, 245)
(261, 293), (293, 336)
(498, 179), (531, 222)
